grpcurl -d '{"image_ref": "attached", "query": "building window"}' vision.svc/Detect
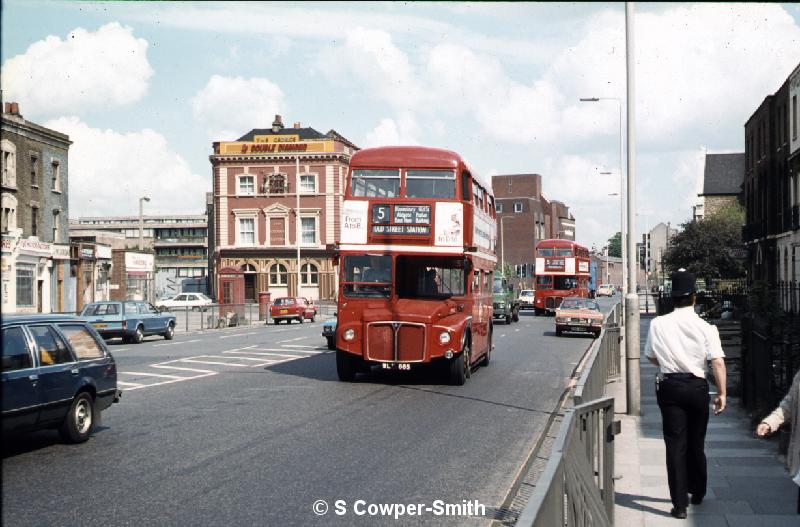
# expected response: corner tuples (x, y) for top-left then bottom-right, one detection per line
(239, 218), (255, 245)
(1, 140), (16, 188)
(238, 175), (255, 195)
(52, 211), (60, 242)
(514, 202), (522, 213)
(1, 193), (17, 233)
(301, 263), (319, 285)
(31, 206), (38, 237)
(269, 263), (288, 285)
(30, 154), (41, 188)
(496, 202), (503, 213)
(51, 160), (61, 192)
(793, 94), (797, 141)
(16, 264), (34, 307)
(300, 174), (316, 194)
(301, 217), (316, 245)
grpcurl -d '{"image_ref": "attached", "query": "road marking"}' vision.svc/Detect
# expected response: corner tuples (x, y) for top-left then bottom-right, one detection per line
(252, 347), (324, 354)
(500, 334), (507, 338)
(179, 358), (259, 367)
(219, 332), (257, 339)
(153, 341), (194, 347)
(223, 350), (304, 359)
(514, 328), (520, 332)
(277, 337), (306, 343)
(114, 348), (130, 352)
(122, 372), (187, 379)
(118, 381), (145, 388)
(282, 344), (321, 349)
(122, 373), (217, 391)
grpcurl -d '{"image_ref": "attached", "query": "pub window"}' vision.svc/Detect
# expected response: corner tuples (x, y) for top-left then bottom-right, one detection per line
(238, 175), (255, 195)
(300, 174), (316, 194)
(301, 217), (316, 245)
(238, 218), (255, 246)
(267, 173), (286, 194)
(514, 202), (522, 213)
(269, 263), (288, 285)
(300, 263), (319, 285)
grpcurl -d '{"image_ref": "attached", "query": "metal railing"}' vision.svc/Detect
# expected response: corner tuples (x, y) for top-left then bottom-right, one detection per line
(517, 396), (616, 527)
(519, 302), (622, 526)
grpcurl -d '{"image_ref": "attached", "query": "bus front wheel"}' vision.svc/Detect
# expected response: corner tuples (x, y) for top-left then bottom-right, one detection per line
(448, 339), (471, 386)
(336, 350), (359, 382)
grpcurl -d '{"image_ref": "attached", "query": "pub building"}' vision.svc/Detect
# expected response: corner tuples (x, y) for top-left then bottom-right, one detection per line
(209, 115), (358, 302)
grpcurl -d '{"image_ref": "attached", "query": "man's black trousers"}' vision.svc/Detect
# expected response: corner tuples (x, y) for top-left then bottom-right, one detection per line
(656, 374), (710, 509)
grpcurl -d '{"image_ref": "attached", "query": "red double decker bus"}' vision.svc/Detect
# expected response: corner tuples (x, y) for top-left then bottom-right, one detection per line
(533, 239), (591, 315)
(334, 146), (496, 385)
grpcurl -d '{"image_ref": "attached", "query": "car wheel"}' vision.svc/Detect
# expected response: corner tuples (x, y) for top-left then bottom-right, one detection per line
(512, 308), (520, 322)
(311, 314), (316, 323)
(59, 392), (94, 443)
(327, 336), (336, 351)
(273, 319), (279, 325)
(163, 322), (175, 340)
(556, 328), (563, 337)
(132, 325), (144, 344)
(594, 330), (601, 338)
(336, 350), (358, 382)
(192, 306), (200, 312)
(505, 313), (512, 324)
(298, 316), (304, 324)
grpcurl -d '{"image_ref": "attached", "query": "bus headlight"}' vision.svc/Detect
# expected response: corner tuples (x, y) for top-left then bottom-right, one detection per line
(343, 329), (355, 341)
(556, 317), (567, 323)
(439, 331), (451, 345)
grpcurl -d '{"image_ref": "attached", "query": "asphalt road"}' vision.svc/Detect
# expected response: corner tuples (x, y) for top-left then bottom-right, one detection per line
(2, 299), (618, 526)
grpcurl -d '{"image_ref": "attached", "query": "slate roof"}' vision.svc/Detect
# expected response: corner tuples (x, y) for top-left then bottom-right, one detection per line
(236, 127), (328, 141)
(701, 153), (745, 196)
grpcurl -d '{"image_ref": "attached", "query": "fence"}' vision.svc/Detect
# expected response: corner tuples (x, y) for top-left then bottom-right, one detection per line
(168, 300), (337, 333)
(519, 303), (622, 526)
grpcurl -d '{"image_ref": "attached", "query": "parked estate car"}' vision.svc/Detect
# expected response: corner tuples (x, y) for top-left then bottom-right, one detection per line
(596, 284), (615, 297)
(80, 301), (177, 343)
(155, 292), (213, 312)
(518, 289), (535, 310)
(554, 297), (604, 337)
(270, 297), (317, 324)
(1, 314), (122, 443)
(322, 315), (337, 350)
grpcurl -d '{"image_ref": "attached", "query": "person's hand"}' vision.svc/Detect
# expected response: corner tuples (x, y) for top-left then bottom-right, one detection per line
(713, 394), (726, 415)
(756, 422), (771, 438)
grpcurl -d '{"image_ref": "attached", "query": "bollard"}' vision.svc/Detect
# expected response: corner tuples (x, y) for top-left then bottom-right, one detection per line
(185, 307), (189, 332)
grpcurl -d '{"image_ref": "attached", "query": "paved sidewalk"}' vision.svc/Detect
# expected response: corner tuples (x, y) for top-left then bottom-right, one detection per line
(613, 315), (799, 526)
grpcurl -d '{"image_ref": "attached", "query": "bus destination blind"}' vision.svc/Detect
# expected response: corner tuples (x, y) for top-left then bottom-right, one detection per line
(371, 205), (431, 235)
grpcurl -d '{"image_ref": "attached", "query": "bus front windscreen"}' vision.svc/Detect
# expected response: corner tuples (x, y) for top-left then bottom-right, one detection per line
(343, 255), (393, 298)
(554, 276), (578, 290)
(396, 256), (465, 299)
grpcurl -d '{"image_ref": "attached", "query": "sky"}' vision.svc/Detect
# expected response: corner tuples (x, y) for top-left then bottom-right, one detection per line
(2, 1), (799, 251)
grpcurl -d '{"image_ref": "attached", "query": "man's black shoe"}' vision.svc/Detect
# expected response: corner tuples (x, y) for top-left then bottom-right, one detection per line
(690, 494), (704, 505)
(670, 507), (688, 519)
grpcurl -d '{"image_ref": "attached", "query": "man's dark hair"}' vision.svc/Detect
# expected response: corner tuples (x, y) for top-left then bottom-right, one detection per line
(674, 293), (695, 309)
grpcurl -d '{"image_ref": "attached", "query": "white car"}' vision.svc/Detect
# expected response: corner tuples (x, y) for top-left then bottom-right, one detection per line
(518, 289), (535, 309)
(156, 292), (213, 312)
(596, 284), (615, 297)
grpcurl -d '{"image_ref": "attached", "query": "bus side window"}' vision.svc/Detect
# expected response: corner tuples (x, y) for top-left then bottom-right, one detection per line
(461, 172), (472, 202)
(473, 271), (480, 293)
(483, 271), (489, 290)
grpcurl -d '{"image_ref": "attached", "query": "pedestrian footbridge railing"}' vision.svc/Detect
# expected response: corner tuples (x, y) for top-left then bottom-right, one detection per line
(518, 303), (622, 527)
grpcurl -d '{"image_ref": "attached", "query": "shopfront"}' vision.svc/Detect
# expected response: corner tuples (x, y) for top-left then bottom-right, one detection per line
(110, 250), (155, 302)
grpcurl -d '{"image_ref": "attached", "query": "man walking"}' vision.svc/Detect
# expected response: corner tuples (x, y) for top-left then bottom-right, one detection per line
(644, 270), (727, 519)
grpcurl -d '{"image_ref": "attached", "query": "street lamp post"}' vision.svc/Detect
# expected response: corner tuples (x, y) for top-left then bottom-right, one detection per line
(579, 96), (625, 299)
(500, 216), (513, 277)
(139, 196), (150, 251)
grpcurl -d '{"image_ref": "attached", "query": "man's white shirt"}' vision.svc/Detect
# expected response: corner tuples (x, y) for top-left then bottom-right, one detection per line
(644, 306), (725, 378)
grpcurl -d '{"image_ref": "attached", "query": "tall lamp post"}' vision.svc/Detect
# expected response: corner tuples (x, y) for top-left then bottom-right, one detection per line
(499, 215), (514, 277)
(580, 97), (625, 299)
(139, 196), (150, 251)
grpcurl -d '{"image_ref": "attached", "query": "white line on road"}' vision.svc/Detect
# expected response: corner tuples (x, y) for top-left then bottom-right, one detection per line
(277, 337), (307, 343)
(179, 358), (258, 367)
(121, 372), (187, 379)
(219, 332), (257, 339)
(282, 344), (321, 349)
(122, 373), (217, 391)
(514, 328), (520, 332)
(118, 381), (145, 388)
(153, 340), (198, 347)
(252, 347), (324, 354)
(223, 350), (304, 359)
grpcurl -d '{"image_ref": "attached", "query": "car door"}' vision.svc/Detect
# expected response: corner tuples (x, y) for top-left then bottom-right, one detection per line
(136, 302), (156, 334)
(1, 325), (40, 433)
(147, 303), (169, 333)
(28, 324), (80, 426)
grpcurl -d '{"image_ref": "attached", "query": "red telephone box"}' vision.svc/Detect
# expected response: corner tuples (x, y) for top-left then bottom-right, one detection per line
(217, 267), (245, 326)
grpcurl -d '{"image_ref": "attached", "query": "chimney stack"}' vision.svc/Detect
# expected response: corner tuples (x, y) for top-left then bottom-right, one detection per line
(10, 102), (20, 116)
(293, 122), (301, 129)
(3, 102), (10, 114)
(272, 114), (284, 133)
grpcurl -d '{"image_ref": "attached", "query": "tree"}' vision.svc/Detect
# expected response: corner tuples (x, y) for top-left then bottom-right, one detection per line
(663, 203), (745, 283)
(607, 232), (621, 258)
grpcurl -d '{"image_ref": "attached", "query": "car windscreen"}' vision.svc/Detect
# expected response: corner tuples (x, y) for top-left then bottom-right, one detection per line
(560, 299), (599, 310)
(520, 291), (534, 297)
(492, 279), (504, 293)
(274, 298), (295, 305)
(343, 254), (392, 298)
(396, 255), (466, 299)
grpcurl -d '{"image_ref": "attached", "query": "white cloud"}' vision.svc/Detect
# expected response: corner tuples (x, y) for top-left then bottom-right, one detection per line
(44, 117), (208, 218)
(364, 114), (420, 147)
(190, 75), (286, 140)
(1, 22), (153, 119)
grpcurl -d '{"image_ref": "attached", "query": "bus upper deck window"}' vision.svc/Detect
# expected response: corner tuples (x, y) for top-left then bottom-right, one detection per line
(461, 172), (471, 201)
(351, 169), (400, 198)
(405, 170), (456, 199)
(556, 248), (572, 257)
(538, 248), (554, 257)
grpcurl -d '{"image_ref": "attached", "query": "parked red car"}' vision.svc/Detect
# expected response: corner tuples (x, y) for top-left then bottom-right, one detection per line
(270, 297), (317, 324)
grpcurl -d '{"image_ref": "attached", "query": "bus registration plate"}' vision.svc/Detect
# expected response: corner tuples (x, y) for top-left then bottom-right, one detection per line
(381, 363), (411, 371)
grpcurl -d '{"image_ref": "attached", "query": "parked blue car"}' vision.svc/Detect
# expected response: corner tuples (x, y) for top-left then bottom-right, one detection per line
(80, 301), (176, 344)
(1, 314), (121, 443)
(322, 316), (337, 350)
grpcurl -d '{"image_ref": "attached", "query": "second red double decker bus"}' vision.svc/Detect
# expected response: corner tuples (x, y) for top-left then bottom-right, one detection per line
(532, 239), (591, 315)
(333, 146), (496, 385)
